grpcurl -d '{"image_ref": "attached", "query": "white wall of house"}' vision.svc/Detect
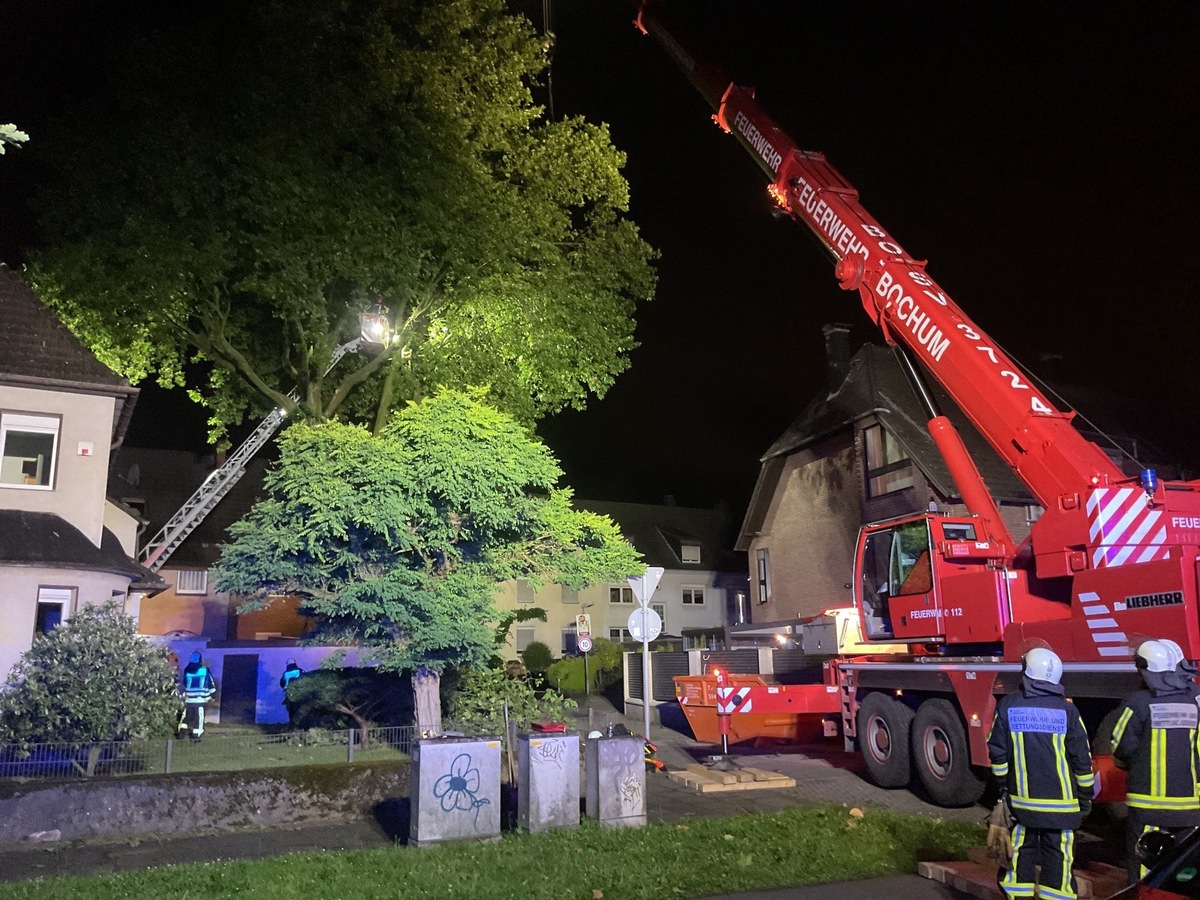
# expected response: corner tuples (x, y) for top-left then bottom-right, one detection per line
(0, 384), (116, 547)
(494, 569), (730, 661)
(0, 564), (133, 681)
(103, 500), (141, 558)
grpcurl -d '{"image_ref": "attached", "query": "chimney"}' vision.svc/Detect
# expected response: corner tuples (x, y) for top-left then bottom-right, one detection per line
(823, 323), (852, 393)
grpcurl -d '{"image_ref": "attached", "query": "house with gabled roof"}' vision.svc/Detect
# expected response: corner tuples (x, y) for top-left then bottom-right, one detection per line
(0, 264), (163, 682)
(736, 323), (1194, 638)
(495, 498), (747, 660)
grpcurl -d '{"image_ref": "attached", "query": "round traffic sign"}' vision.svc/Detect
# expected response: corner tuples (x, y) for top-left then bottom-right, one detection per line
(627, 607), (662, 642)
(578, 636), (593, 653)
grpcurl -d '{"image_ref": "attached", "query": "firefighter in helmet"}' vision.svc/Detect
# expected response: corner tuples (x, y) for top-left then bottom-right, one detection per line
(1111, 639), (1200, 884)
(987, 646), (1094, 900)
(180, 650), (217, 742)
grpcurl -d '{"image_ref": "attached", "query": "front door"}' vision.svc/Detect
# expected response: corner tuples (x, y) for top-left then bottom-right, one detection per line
(221, 653), (259, 725)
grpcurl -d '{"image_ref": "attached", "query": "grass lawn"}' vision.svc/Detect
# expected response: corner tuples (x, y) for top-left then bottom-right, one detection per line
(0, 805), (984, 900)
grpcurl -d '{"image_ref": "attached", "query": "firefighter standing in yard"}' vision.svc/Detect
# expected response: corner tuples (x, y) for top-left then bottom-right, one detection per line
(1111, 639), (1200, 885)
(988, 647), (1094, 900)
(181, 651), (217, 742)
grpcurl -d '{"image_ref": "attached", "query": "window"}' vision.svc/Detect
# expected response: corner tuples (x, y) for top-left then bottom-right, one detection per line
(652, 603), (666, 632)
(176, 570), (208, 595)
(35, 587), (73, 635)
(515, 627), (535, 651)
(680, 542), (701, 564)
(756, 548), (771, 605)
(609, 586), (634, 604)
(561, 629), (577, 656)
(516, 579), (534, 604)
(682, 587), (705, 605)
(560, 585), (578, 604)
(609, 628), (631, 641)
(1, 413), (60, 489)
(864, 424), (914, 497)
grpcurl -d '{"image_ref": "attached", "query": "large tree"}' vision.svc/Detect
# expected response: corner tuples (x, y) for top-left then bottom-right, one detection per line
(214, 390), (642, 735)
(26, 0), (655, 440)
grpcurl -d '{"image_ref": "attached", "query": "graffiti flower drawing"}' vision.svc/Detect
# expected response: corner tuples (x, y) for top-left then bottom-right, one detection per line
(433, 752), (491, 822)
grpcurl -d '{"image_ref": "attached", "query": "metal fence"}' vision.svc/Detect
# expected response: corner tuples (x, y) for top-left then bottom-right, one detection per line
(0, 725), (417, 782)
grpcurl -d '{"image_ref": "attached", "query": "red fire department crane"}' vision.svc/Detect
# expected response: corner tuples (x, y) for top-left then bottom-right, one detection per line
(636, 2), (1200, 806)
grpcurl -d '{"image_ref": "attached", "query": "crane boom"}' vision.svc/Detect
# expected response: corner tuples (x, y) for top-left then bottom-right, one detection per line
(635, 3), (1125, 514)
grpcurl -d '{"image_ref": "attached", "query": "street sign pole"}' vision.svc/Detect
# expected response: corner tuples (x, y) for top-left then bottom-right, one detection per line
(627, 566), (664, 741)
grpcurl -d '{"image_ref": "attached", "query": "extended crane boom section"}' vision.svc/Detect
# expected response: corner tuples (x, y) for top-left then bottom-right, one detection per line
(636, 2), (1122, 511)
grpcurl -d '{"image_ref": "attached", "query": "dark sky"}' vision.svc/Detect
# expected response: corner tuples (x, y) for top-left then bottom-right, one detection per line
(4, 2), (1200, 518)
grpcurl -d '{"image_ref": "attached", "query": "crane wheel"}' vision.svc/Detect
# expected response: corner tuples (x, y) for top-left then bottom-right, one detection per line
(856, 692), (914, 789)
(912, 698), (986, 807)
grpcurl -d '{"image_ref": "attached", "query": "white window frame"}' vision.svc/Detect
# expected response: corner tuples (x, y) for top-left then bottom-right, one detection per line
(609, 627), (631, 641)
(176, 569), (208, 595)
(680, 542), (701, 564)
(652, 602), (666, 632)
(682, 586), (705, 605)
(1, 412), (60, 490)
(35, 586), (74, 635)
(757, 548), (771, 605)
(609, 586), (634, 604)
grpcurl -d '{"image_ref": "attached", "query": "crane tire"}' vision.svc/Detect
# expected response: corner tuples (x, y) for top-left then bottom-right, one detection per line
(857, 692), (914, 789)
(912, 698), (986, 807)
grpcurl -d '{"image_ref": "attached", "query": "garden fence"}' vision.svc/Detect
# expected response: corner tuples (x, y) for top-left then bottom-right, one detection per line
(0, 725), (417, 782)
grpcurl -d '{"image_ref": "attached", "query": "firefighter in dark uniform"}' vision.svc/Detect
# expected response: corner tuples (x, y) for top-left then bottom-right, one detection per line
(1111, 639), (1200, 884)
(181, 651), (217, 742)
(988, 647), (1094, 900)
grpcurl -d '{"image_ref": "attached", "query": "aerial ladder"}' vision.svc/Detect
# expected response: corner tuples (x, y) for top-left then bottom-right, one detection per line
(139, 306), (392, 571)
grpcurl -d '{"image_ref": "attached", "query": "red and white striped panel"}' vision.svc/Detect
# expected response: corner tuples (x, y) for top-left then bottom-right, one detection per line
(1087, 487), (1168, 568)
(1077, 590), (1131, 658)
(717, 687), (752, 715)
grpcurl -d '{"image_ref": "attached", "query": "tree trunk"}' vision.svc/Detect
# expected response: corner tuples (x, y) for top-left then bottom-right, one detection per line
(413, 667), (442, 737)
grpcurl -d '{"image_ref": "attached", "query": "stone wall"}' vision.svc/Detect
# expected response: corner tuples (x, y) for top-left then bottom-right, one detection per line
(0, 762), (409, 845)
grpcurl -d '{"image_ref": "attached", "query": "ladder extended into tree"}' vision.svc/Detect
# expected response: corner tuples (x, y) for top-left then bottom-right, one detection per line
(139, 338), (362, 572)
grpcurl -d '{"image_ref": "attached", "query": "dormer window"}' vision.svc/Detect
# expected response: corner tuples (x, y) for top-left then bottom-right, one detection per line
(680, 542), (701, 564)
(1, 413), (59, 489)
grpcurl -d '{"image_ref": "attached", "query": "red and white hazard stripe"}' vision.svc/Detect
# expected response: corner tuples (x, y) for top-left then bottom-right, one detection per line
(1078, 590), (1131, 658)
(1087, 487), (1168, 568)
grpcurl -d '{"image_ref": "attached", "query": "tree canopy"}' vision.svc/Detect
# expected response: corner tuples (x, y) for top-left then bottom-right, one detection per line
(0, 602), (181, 747)
(214, 390), (642, 732)
(26, 0), (656, 441)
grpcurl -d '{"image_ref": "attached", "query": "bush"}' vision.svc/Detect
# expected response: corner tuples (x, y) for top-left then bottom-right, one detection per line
(0, 601), (181, 747)
(285, 668), (413, 732)
(446, 668), (576, 735)
(521, 641), (553, 674)
(546, 657), (586, 694)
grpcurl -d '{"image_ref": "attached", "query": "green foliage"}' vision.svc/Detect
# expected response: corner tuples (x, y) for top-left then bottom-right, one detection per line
(214, 391), (643, 684)
(27, 0), (656, 443)
(0, 124), (28, 153)
(547, 637), (624, 694)
(492, 607), (546, 649)
(445, 668), (575, 735)
(0, 806), (984, 900)
(284, 668), (413, 730)
(520, 641), (553, 675)
(0, 602), (181, 745)
(545, 656), (586, 694)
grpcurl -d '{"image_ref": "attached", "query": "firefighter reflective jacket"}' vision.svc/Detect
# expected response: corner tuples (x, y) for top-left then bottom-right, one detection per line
(1112, 672), (1200, 827)
(183, 662), (216, 705)
(987, 677), (1094, 830)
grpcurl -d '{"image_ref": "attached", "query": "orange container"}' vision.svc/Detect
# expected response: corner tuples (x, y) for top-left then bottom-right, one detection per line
(674, 674), (840, 746)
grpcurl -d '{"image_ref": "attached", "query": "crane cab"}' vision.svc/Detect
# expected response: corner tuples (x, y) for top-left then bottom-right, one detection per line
(854, 513), (1011, 648)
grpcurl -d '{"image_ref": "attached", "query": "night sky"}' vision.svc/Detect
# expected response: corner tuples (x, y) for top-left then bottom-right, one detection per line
(4, 2), (1200, 518)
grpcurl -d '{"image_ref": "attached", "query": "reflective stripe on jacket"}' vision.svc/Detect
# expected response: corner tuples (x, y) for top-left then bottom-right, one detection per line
(1112, 686), (1200, 826)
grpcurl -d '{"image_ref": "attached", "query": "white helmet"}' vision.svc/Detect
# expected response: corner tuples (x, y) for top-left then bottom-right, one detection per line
(1136, 640), (1174, 673)
(1024, 647), (1063, 684)
(1159, 639), (1185, 668)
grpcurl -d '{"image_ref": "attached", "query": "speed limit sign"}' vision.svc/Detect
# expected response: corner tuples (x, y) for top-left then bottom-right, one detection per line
(578, 637), (593, 653)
